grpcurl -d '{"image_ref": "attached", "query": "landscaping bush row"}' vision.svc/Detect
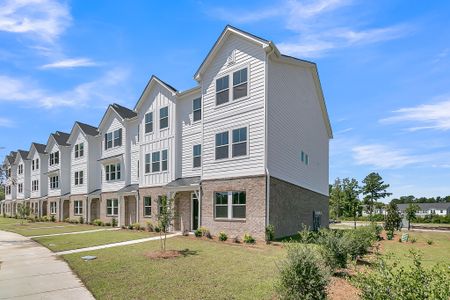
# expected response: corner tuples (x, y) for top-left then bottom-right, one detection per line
(193, 226), (267, 244)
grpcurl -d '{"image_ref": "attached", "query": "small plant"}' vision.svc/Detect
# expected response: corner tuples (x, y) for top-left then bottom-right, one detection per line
(194, 228), (202, 237)
(154, 225), (161, 232)
(265, 224), (275, 244)
(243, 233), (256, 244)
(398, 237), (402, 243)
(50, 215), (56, 222)
(121, 225), (126, 229)
(427, 239), (433, 245)
(42, 216), (49, 222)
(104, 222), (111, 226)
(64, 218), (70, 223)
(218, 232), (228, 241)
(132, 223), (141, 230)
(112, 218), (118, 227)
(146, 221), (154, 232)
(93, 219), (103, 226)
(410, 237), (417, 243)
(79, 216), (84, 224)
(386, 230), (394, 240)
(233, 236), (241, 243)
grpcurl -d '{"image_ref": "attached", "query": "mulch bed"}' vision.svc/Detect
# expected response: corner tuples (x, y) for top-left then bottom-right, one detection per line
(144, 250), (183, 260)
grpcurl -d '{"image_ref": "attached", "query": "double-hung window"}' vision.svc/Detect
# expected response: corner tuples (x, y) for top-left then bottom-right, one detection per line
(113, 129), (122, 147)
(105, 163), (121, 181)
(49, 151), (59, 166)
(18, 183), (23, 193)
(193, 98), (202, 122)
(50, 175), (59, 189)
(193, 144), (201, 168)
(144, 196), (152, 217)
(215, 131), (229, 159)
(232, 127), (247, 157)
(74, 171), (84, 185)
(214, 191), (246, 219)
(36, 158), (39, 170)
(75, 143), (84, 158)
(145, 153), (151, 173)
(145, 112), (153, 133)
(18, 164), (23, 174)
(50, 202), (57, 214)
(160, 107), (169, 129)
(104, 129), (122, 150)
(216, 75), (229, 105)
(32, 180), (39, 191)
(152, 151), (160, 172)
(32, 160), (35, 170)
(161, 150), (168, 171)
(232, 68), (248, 100)
(106, 199), (119, 216)
(74, 200), (83, 215)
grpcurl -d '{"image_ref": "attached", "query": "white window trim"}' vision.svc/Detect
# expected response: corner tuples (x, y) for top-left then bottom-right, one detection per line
(74, 170), (84, 186)
(192, 97), (202, 123)
(213, 191), (246, 221)
(143, 196), (152, 217)
(159, 106), (169, 131)
(49, 175), (59, 190)
(214, 125), (249, 162)
(144, 150), (169, 174)
(105, 129), (122, 151)
(106, 198), (119, 216)
(214, 63), (250, 108)
(105, 163), (121, 182)
(74, 200), (83, 215)
(192, 144), (202, 169)
(50, 202), (57, 215)
(144, 111), (154, 135)
(74, 143), (84, 159)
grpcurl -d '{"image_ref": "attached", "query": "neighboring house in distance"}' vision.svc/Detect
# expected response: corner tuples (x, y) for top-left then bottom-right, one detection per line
(44, 131), (71, 221)
(67, 122), (101, 222)
(397, 203), (450, 217)
(361, 205), (386, 217)
(27, 143), (48, 216)
(14, 150), (31, 202)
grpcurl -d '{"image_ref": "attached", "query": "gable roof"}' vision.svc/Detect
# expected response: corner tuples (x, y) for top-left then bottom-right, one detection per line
(134, 75), (178, 111)
(17, 150), (29, 161)
(7, 151), (17, 164)
(194, 25), (271, 81)
(52, 131), (70, 146)
(31, 143), (47, 154)
(397, 203), (450, 211)
(98, 103), (137, 130)
(76, 121), (99, 136)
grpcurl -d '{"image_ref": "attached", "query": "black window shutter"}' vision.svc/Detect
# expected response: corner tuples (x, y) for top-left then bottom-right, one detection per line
(104, 133), (107, 150)
(118, 128), (122, 146)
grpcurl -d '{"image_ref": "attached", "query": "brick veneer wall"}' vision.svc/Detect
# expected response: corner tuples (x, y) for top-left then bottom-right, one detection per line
(201, 175), (267, 240)
(46, 196), (60, 221)
(69, 195), (87, 220)
(269, 177), (329, 238)
(174, 191), (191, 232)
(138, 186), (165, 226)
(100, 192), (120, 224)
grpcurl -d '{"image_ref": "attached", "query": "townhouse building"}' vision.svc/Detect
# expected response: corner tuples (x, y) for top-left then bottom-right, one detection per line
(1, 26), (332, 239)
(27, 143), (48, 216)
(2, 151), (17, 215)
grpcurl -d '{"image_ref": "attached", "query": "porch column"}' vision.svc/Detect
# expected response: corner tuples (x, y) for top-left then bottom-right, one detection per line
(87, 198), (91, 224)
(136, 194), (139, 223)
(84, 197), (88, 224)
(118, 195), (124, 227)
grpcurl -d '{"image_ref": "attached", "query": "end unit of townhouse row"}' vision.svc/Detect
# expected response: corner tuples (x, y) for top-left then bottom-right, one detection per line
(1, 26), (332, 239)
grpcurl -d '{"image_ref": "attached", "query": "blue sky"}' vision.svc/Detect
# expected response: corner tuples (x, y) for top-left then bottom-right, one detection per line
(1, 0), (450, 200)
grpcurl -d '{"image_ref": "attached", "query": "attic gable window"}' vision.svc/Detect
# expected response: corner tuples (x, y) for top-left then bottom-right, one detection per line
(145, 112), (153, 133)
(18, 164), (23, 174)
(160, 107), (169, 130)
(216, 75), (229, 105)
(233, 68), (248, 100)
(104, 129), (122, 150)
(193, 98), (202, 122)
(75, 143), (84, 158)
(32, 158), (39, 171)
(49, 151), (59, 166)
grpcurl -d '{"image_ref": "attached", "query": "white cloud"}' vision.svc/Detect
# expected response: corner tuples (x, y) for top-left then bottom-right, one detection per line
(0, 117), (15, 127)
(0, 68), (130, 108)
(208, 0), (410, 58)
(352, 144), (425, 169)
(381, 99), (450, 131)
(40, 58), (98, 69)
(0, 0), (71, 42)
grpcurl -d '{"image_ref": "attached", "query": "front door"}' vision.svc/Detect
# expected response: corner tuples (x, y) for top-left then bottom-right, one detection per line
(192, 193), (199, 231)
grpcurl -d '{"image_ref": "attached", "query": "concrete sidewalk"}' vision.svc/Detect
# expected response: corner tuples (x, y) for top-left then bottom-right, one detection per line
(0, 230), (94, 299)
(29, 227), (120, 238)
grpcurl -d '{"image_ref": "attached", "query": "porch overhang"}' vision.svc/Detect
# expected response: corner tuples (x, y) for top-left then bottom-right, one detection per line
(118, 184), (139, 196)
(98, 154), (123, 164)
(165, 177), (201, 192)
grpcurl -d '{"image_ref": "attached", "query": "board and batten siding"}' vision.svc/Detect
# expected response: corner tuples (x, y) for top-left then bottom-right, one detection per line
(5, 162), (16, 200)
(47, 141), (71, 197)
(128, 121), (139, 185)
(70, 131), (89, 195)
(201, 34), (266, 179)
(100, 115), (127, 192)
(177, 90), (202, 179)
(138, 84), (176, 187)
(29, 148), (48, 199)
(87, 135), (101, 193)
(15, 156), (30, 199)
(267, 59), (329, 196)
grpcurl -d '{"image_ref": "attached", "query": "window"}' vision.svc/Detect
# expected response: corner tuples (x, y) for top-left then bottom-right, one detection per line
(145, 112), (153, 133)
(6, 186), (11, 195)
(18, 164), (23, 174)
(50, 175), (59, 189)
(32, 158), (40, 171)
(160, 106), (169, 129)
(233, 68), (248, 100)
(74, 200), (83, 215)
(214, 191), (246, 219)
(74, 171), (84, 185)
(36, 158), (39, 170)
(18, 183), (23, 193)
(232, 127), (247, 157)
(152, 151), (160, 172)
(144, 196), (152, 217)
(105, 163), (121, 181)
(32, 180), (39, 191)
(104, 129), (122, 150)
(301, 151), (309, 165)
(161, 150), (168, 171)
(145, 153), (151, 173)
(32, 160), (35, 170)
(106, 199), (119, 216)
(193, 98), (202, 122)
(216, 75), (229, 105)
(49, 151), (59, 165)
(193, 144), (201, 168)
(50, 202), (57, 214)
(215, 131), (229, 159)
(75, 143), (84, 158)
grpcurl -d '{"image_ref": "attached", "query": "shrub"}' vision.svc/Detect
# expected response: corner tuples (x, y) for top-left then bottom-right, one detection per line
(386, 230), (394, 240)
(146, 221), (154, 232)
(317, 229), (349, 269)
(297, 225), (320, 244)
(112, 218), (118, 227)
(243, 233), (255, 244)
(127, 224), (134, 230)
(154, 225), (161, 232)
(64, 218), (70, 223)
(353, 250), (450, 299)
(50, 215), (56, 222)
(41, 216), (49, 222)
(121, 225), (126, 229)
(398, 237), (402, 243)
(194, 226), (210, 238)
(194, 228), (202, 237)
(265, 224), (275, 243)
(79, 216), (84, 224)
(277, 243), (330, 300)
(218, 232), (228, 241)
(132, 223), (141, 230)
(104, 222), (111, 226)
(93, 219), (103, 226)
(427, 239), (433, 245)
(411, 237), (417, 243)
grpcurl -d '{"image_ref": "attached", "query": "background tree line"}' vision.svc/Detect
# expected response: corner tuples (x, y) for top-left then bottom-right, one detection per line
(390, 195), (450, 204)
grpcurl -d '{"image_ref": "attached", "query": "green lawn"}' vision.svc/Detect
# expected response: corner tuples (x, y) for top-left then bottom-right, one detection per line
(33, 229), (158, 252)
(63, 237), (284, 299)
(380, 231), (450, 267)
(0, 217), (99, 236)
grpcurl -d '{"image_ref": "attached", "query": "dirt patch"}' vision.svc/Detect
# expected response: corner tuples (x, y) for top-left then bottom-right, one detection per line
(144, 248), (197, 260)
(328, 276), (360, 300)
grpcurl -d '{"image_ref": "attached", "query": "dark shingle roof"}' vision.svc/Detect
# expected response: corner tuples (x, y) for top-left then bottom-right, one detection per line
(118, 184), (139, 194)
(32, 143), (47, 154)
(17, 150), (29, 160)
(7, 151), (16, 164)
(166, 176), (201, 188)
(52, 131), (70, 146)
(76, 121), (99, 136)
(397, 203), (450, 211)
(111, 103), (137, 120)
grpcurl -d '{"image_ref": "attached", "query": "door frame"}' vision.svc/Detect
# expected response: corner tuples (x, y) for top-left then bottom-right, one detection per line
(191, 192), (200, 231)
